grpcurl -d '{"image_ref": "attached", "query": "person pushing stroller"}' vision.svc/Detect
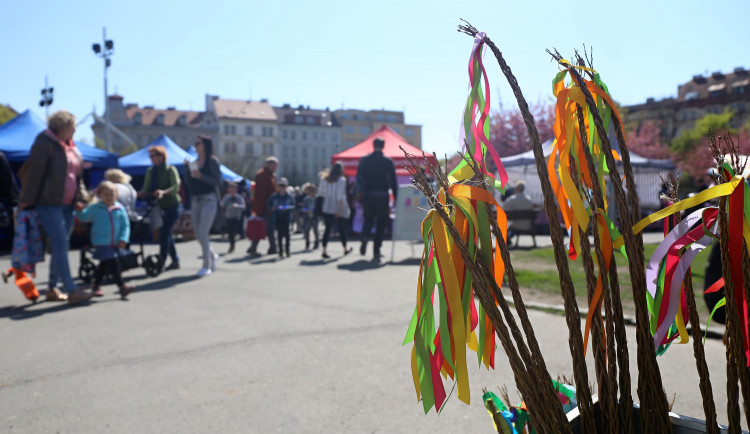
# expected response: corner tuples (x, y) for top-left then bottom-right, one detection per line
(75, 181), (134, 299)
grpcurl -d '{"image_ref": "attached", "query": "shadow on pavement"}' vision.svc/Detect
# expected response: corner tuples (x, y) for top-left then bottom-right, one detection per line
(337, 260), (386, 271)
(134, 275), (201, 292)
(388, 257), (421, 266)
(0, 297), (95, 320)
(299, 257), (339, 267)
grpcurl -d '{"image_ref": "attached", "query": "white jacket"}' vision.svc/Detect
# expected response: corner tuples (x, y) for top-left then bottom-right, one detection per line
(318, 177), (350, 218)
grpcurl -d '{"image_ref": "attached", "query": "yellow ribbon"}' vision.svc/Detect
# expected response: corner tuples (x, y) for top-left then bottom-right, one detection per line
(633, 176), (744, 234)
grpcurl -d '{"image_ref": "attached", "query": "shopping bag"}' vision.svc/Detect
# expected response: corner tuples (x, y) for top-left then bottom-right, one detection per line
(246, 217), (266, 241)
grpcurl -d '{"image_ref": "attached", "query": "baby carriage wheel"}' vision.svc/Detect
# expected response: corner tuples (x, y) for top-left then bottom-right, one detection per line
(78, 261), (96, 283)
(144, 254), (163, 277)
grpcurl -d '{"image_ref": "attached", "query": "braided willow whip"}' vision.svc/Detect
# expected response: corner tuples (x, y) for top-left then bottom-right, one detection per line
(575, 104), (629, 434)
(456, 22), (597, 432)
(662, 174), (719, 434)
(553, 55), (672, 432)
(402, 149), (569, 432)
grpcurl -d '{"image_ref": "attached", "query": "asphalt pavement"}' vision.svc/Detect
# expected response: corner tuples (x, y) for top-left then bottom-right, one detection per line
(0, 231), (743, 433)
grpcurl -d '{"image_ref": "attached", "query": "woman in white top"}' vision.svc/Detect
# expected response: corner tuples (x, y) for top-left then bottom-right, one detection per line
(318, 162), (352, 259)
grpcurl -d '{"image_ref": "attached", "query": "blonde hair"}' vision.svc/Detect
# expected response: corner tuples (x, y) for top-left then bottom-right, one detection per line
(302, 182), (317, 194)
(47, 110), (76, 134)
(96, 180), (118, 197)
(104, 168), (132, 184)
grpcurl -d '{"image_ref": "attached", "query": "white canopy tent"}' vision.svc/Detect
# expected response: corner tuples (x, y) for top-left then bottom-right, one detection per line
(501, 138), (675, 212)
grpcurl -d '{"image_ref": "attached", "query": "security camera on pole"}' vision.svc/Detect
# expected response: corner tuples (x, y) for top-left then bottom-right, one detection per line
(39, 75), (53, 118)
(92, 27), (114, 152)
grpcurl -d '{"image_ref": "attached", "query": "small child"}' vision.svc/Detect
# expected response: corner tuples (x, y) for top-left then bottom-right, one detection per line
(301, 183), (320, 250)
(75, 181), (134, 298)
(220, 182), (246, 254)
(267, 177), (295, 258)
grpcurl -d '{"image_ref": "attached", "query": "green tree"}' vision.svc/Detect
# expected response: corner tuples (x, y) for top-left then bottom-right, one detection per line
(670, 109), (734, 153)
(0, 104), (17, 125)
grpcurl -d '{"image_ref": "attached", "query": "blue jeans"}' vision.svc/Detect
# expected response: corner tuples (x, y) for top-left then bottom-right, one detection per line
(160, 205), (180, 265)
(36, 205), (76, 293)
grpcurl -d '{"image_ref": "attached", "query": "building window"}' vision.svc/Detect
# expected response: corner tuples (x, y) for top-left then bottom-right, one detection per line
(345, 126), (355, 134)
(155, 114), (164, 126)
(177, 115), (187, 126)
(709, 90), (723, 98)
(231, 125), (236, 135)
(306, 117), (315, 125)
(246, 126), (253, 135)
(282, 146), (289, 159)
(345, 140), (355, 148)
(320, 132), (326, 141)
(245, 143), (254, 154)
(269, 144), (274, 155)
(387, 114), (397, 122)
(302, 131), (307, 140)
(133, 113), (142, 125)
(291, 130), (296, 140)
(393, 127), (401, 135)
(313, 148), (318, 158)
(291, 147), (297, 158)
(313, 131), (318, 140)
(223, 125), (229, 135)
(405, 129), (414, 137)
(302, 148), (308, 158)
(282, 130), (288, 139)
(375, 114), (385, 121)
(359, 126), (371, 135)
(338, 113), (350, 120)
(331, 133), (338, 141)
(295, 116), (303, 124)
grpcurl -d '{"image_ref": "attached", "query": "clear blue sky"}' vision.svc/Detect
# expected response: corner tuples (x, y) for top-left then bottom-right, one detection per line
(3, 0), (749, 157)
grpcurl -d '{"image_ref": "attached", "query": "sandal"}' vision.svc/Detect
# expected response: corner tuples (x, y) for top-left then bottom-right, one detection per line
(45, 287), (69, 302)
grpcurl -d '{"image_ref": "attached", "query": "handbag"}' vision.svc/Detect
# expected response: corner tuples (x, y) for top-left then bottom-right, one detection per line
(245, 217), (266, 241)
(117, 248), (139, 270)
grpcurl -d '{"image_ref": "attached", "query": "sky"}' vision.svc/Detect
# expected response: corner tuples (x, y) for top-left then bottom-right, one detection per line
(3, 0), (750, 158)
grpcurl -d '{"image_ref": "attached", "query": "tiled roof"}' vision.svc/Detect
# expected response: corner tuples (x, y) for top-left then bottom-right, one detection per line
(124, 106), (206, 127)
(213, 99), (277, 121)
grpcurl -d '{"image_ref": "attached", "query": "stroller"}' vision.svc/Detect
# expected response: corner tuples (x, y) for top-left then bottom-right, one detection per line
(78, 203), (163, 283)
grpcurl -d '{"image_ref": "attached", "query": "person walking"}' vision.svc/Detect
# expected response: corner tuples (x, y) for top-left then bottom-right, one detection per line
(139, 145), (181, 271)
(185, 135), (221, 276)
(301, 183), (320, 250)
(247, 156), (279, 256)
(75, 181), (134, 299)
(356, 137), (397, 260)
(17, 110), (93, 304)
(319, 162), (352, 259)
(220, 181), (245, 254)
(267, 177), (295, 258)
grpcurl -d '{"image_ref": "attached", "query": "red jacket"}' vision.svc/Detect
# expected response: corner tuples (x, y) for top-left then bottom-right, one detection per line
(252, 167), (276, 217)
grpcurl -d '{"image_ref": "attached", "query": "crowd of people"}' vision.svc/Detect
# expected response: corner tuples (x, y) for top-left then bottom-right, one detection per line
(0, 110), (399, 306)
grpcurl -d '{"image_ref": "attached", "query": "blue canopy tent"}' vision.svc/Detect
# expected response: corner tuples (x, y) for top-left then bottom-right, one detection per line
(186, 145), (244, 182)
(118, 134), (192, 176)
(0, 110), (119, 169)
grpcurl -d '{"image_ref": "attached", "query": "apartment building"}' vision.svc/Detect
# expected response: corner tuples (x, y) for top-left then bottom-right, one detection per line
(625, 67), (750, 140)
(205, 95), (278, 178)
(93, 94), (217, 154)
(333, 109), (421, 150)
(274, 104), (342, 186)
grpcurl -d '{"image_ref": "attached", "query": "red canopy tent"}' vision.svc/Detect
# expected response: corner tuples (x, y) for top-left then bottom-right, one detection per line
(331, 125), (437, 183)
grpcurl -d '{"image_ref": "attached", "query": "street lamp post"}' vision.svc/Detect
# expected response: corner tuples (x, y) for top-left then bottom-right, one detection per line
(39, 75), (53, 118)
(92, 27), (114, 152)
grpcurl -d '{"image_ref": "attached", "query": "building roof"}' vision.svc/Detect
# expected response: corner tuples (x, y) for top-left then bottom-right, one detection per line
(213, 99), (277, 121)
(273, 104), (339, 127)
(124, 106), (206, 127)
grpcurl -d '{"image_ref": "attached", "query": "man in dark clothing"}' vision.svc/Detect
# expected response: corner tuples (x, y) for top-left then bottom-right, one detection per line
(0, 151), (19, 208)
(356, 137), (397, 260)
(247, 156), (279, 256)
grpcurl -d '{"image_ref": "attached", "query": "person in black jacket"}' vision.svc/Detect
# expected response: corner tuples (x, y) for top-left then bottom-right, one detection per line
(0, 151), (18, 209)
(185, 135), (222, 276)
(356, 137), (397, 260)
